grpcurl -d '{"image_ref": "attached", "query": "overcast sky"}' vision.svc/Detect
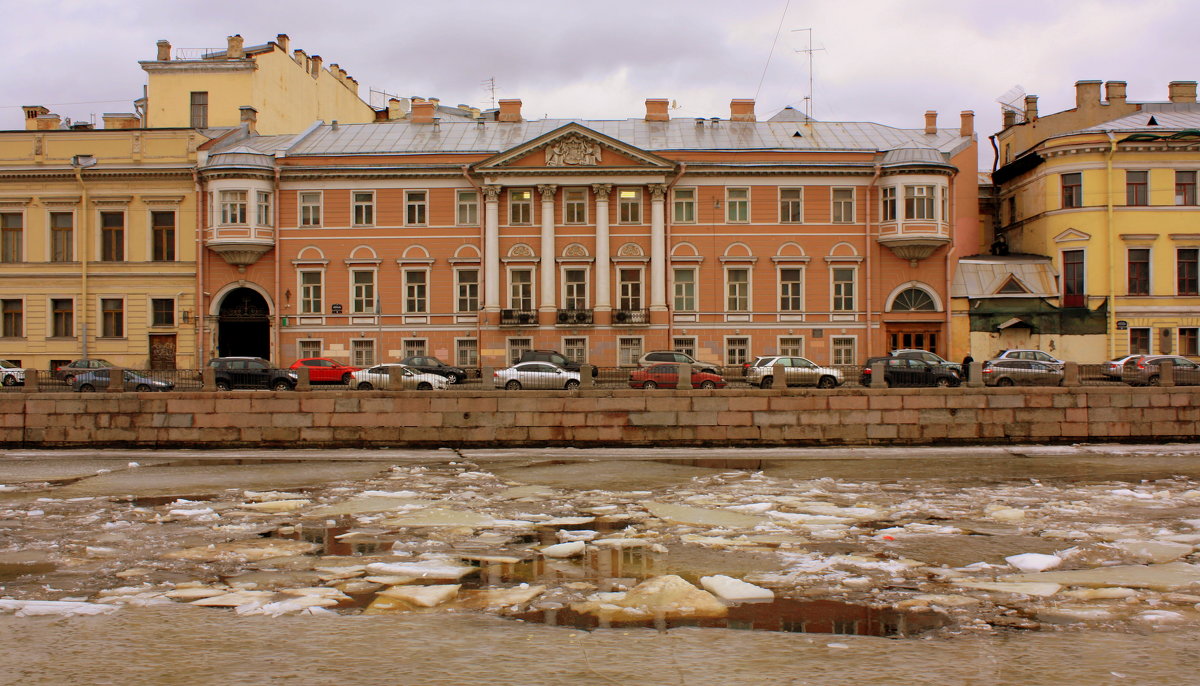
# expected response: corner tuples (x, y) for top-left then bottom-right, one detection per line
(1, 0), (1195, 170)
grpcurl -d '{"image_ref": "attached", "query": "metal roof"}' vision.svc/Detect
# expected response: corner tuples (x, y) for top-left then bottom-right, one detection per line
(952, 256), (1058, 299)
(1077, 102), (1200, 133)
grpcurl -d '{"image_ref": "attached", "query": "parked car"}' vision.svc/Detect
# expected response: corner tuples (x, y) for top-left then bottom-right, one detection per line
(860, 357), (961, 387)
(992, 349), (1066, 369)
(207, 357), (298, 391)
(980, 359), (1064, 386)
(636, 350), (721, 375)
(889, 349), (963, 378)
(74, 369), (175, 392)
(628, 363), (725, 389)
(0, 360), (24, 386)
(399, 355), (468, 384)
(54, 358), (115, 384)
(289, 357), (360, 384)
(1120, 355), (1200, 386)
(517, 350), (596, 376)
(494, 362), (581, 390)
(744, 355), (843, 389)
(351, 364), (449, 391)
(1104, 354), (1143, 380)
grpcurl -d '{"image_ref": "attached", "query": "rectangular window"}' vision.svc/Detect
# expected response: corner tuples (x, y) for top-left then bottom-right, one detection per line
(618, 337), (643, 366)
(563, 337), (587, 363)
(1128, 248), (1150, 295)
(1007, 196), (1018, 224)
(100, 211), (124, 262)
(1178, 248), (1199, 296)
(780, 268), (803, 311)
(352, 192), (374, 226)
(564, 188), (587, 224)
(51, 299), (73, 338)
(564, 268), (587, 309)
(1061, 172), (1083, 208)
(618, 268), (642, 310)
(1, 300), (21, 337)
(100, 298), (123, 338)
(1126, 170), (1149, 206)
(1180, 328), (1199, 356)
(403, 339), (427, 359)
(780, 188), (803, 223)
(151, 211), (176, 261)
(904, 185), (935, 220)
(507, 338), (532, 365)
(352, 270), (376, 313)
(832, 337), (856, 366)
(256, 192), (272, 227)
(298, 340), (322, 359)
(509, 269), (533, 310)
(832, 188), (854, 223)
(618, 189), (642, 224)
(881, 187), (897, 221)
(299, 192), (322, 227)
(351, 340), (376, 367)
(672, 337), (696, 357)
(1, 213), (21, 263)
(673, 268), (695, 311)
(189, 91), (208, 128)
(456, 269), (479, 312)
(405, 190), (427, 226)
(726, 268), (749, 311)
(151, 298), (174, 327)
(726, 337), (750, 366)
(405, 271), (427, 313)
(509, 189), (533, 225)
(1063, 250), (1085, 305)
(673, 188), (695, 223)
(727, 188), (749, 223)
(1130, 327), (1151, 355)
(219, 190), (247, 225)
(1176, 171), (1197, 206)
(50, 212), (73, 262)
(300, 271), (322, 314)
(832, 268), (855, 311)
(457, 190), (479, 226)
(456, 338), (478, 367)
(779, 337), (804, 357)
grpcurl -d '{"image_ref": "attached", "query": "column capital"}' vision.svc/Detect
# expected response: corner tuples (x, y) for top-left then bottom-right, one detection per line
(482, 185), (502, 202)
(536, 184), (558, 200)
(648, 183), (668, 201)
(591, 183), (613, 201)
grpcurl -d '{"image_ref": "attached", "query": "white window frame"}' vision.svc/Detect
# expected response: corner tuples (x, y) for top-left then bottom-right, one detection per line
(617, 336), (644, 366)
(297, 339), (322, 359)
(831, 336), (857, 366)
(778, 336), (804, 357)
(507, 337), (533, 364)
(832, 187), (855, 223)
(881, 186), (897, 222)
(402, 338), (427, 360)
(779, 187), (803, 223)
(455, 267), (480, 313)
(405, 190), (428, 227)
(509, 188), (533, 225)
(562, 337), (588, 363)
(563, 188), (588, 225)
(455, 338), (479, 367)
(351, 269), (377, 314)
(673, 267), (696, 312)
(725, 266), (751, 312)
(726, 187), (749, 223)
(508, 267), (535, 311)
(618, 267), (644, 311)
(255, 192), (272, 227)
(457, 190), (479, 226)
(299, 269), (324, 314)
(617, 188), (642, 224)
(904, 185), (936, 220)
(298, 191), (322, 227)
(673, 187), (696, 223)
(724, 336), (750, 366)
(403, 268), (429, 314)
(561, 266), (589, 309)
(219, 190), (247, 225)
(778, 265), (804, 312)
(352, 191), (375, 227)
(672, 336), (697, 357)
(831, 266), (857, 312)
(351, 338), (376, 367)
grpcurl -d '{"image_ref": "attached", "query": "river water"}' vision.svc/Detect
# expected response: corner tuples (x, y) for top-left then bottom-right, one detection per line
(3, 445), (1200, 685)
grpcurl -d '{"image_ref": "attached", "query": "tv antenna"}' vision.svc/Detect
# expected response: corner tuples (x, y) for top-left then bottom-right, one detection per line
(482, 77), (498, 109)
(792, 28), (824, 121)
(996, 84), (1027, 121)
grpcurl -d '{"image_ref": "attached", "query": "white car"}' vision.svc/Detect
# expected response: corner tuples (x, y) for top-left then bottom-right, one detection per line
(351, 364), (448, 391)
(993, 349), (1066, 369)
(0, 360), (24, 386)
(745, 356), (842, 389)
(494, 362), (581, 390)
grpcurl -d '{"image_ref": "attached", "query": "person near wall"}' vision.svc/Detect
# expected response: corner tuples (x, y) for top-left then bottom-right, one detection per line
(962, 354), (974, 381)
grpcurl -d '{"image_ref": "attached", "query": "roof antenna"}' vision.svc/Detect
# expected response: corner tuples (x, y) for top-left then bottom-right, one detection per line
(792, 28), (824, 122)
(482, 77), (498, 110)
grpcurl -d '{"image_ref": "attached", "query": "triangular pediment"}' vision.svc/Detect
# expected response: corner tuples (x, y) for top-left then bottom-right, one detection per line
(993, 274), (1031, 295)
(473, 123), (675, 173)
(1053, 228), (1091, 243)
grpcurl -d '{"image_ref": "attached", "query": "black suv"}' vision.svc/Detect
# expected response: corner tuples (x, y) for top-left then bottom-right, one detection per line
(517, 349), (597, 376)
(860, 356), (961, 388)
(207, 357), (298, 391)
(399, 355), (468, 384)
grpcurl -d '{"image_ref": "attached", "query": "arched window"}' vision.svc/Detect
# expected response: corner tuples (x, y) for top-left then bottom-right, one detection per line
(892, 287), (936, 311)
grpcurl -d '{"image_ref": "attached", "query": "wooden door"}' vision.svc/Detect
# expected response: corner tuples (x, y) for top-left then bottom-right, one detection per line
(149, 334), (176, 370)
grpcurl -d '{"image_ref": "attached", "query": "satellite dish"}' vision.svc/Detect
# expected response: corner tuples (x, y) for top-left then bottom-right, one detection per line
(996, 85), (1027, 119)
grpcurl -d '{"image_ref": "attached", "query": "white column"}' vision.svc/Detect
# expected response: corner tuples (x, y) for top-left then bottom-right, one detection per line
(649, 183), (667, 310)
(592, 184), (612, 310)
(537, 184), (557, 310)
(483, 186), (501, 311)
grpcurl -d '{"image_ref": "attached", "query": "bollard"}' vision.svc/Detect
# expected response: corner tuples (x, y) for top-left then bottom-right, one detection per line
(772, 363), (787, 389)
(580, 364), (594, 388)
(296, 365), (311, 391)
(1160, 360), (1175, 387)
(482, 366), (494, 389)
(23, 368), (38, 393)
(387, 365), (402, 390)
(870, 360), (887, 388)
(1063, 361), (1080, 387)
(202, 366), (216, 392)
(675, 363), (693, 390)
(966, 361), (984, 388)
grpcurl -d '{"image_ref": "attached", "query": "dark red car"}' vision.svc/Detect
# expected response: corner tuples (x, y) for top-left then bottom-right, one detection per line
(289, 357), (361, 384)
(628, 363), (726, 389)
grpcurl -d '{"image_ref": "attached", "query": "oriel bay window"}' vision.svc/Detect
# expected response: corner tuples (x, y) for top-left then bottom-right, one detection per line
(404, 271), (428, 313)
(456, 269), (479, 312)
(352, 271), (376, 313)
(726, 268), (749, 311)
(151, 211), (175, 261)
(219, 191), (247, 224)
(300, 271), (323, 314)
(904, 185), (935, 220)
(100, 212), (124, 262)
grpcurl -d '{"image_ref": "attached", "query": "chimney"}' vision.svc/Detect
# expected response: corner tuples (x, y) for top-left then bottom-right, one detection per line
(156, 40), (171, 61)
(1169, 81), (1198, 103)
(275, 34), (289, 53)
(239, 106), (258, 134)
(1075, 80), (1102, 109)
(1002, 109), (1017, 128)
(498, 99), (522, 122)
(644, 98), (670, 122)
(102, 113), (140, 129)
(730, 99), (756, 122)
(959, 110), (974, 137)
(411, 98), (435, 124)
(924, 110), (937, 134)
(1024, 94), (1039, 121)
(227, 34), (245, 60)
(387, 98), (405, 121)
(35, 114), (61, 130)
(1105, 81), (1127, 106)
(21, 106), (49, 130)
(310, 55), (322, 78)
(293, 48), (307, 66)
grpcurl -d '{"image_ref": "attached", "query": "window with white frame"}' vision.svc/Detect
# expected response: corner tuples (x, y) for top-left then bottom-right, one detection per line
(905, 185), (935, 220)
(405, 190), (427, 226)
(298, 340), (322, 359)
(618, 268), (642, 310)
(219, 190), (247, 225)
(673, 188), (695, 223)
(779, 267), (803, 311)
(353, 192), (375, 226)
(509, 269), (533, 310)
(881, 187), (897, 221)
(780, 188), (802, 223)
(1, 299), (21, 337)
(727, 188), (749, 222)
(891, 287), (936, 311)
(832, 337), (856, 366)
(832, 267), (855, 311)
(300, 271), (323, 314)
(672, 337), (696, 357)
(726, 267), (749, 311)
(725, 337), (750, 365)
(564, 188), (587, 224)
(352, 339), (376, 367)
(507, 337), (532, 364)
(618, 337), (643, 366)
(832, 188), (854, 223)
(256, 191), (272, 227)
(299, 192), (321, 227)
(563, 337), (587, 363)
(403, 339), (427, 359)
(673, 267), (696, 311)
(404, 270), (427, 313)
(457, 190), (479, 226)
(352, 270), (376, 313)
(941, 186), (948, 221)
(779, 337), (804, 356)
(563, 269), (587, 309)
(100, 298), (122, 338)
(456, 338), (478, 367)
(509, 189), (533, 225)
(456, 269), (479, 312)
(618, 189), (641, 224)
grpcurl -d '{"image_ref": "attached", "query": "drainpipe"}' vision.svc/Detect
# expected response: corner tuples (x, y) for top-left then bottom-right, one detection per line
(664, 162), (686, 348)
(461, 165), (484, 358)
(273, 166), (282, 363)
(1105, 132), (1117, 359)
(866, 163), (881, 356)
(194, 169), (206, 367)
(945, 171), (957, 357)
(73, 165), (90, 358)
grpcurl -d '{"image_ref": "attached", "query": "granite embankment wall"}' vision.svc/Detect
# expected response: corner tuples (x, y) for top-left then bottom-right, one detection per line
(2, 386), (1198, 449)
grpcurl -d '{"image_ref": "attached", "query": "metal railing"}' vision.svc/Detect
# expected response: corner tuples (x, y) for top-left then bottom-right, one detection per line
(500, 309), (538, 326)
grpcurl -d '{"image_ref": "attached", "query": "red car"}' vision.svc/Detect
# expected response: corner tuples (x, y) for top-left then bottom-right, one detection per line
(628, 363), (726, 389)
(289, 357), (361, 384)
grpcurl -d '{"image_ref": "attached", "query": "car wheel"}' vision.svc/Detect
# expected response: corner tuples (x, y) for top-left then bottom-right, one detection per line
(700, 380), (716, 389)
(272, 379), (295, 391)
(996, 377), (1015, 387)
(417, 382), (432, 391)
(817, 376), (836, 389)
(1147, 375), (1161, 386)
(505, 380), (522, 391)
(564, 379), (580, 391)
(135, 384), (151, 392)
(643, 380), (658, 389)
(445, 374), (458, 385)
(215, 380), (232, 392)
(341, 373), (353, 384)
(78, 383), (95, 392)
(935, 377), (953, 388)
(357, 382), (374, 391)
(64, 374), (76, 385)
(1, 375), (14, 387)
(760, 376), (774, 389)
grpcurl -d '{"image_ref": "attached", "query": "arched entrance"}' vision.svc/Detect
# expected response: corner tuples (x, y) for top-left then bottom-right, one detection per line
(217, 288), (271, 359)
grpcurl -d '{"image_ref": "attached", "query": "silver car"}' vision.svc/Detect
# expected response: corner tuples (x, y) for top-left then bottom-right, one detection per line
(0, 360), (24, 386)
(494, 362), (581, 390)
(980, 359), (1064, 386)
(993, 349), (1066, 369)
(745, 356), (842, 389)
(351, 364), (448, 391)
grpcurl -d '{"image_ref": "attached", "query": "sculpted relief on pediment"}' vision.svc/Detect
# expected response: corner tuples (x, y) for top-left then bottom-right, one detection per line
(545, 135), (602, 167)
